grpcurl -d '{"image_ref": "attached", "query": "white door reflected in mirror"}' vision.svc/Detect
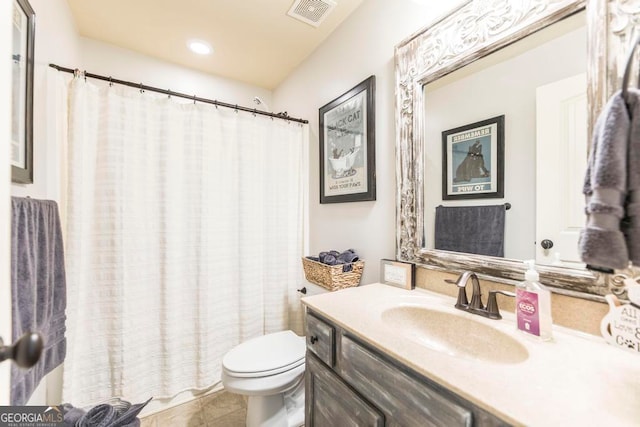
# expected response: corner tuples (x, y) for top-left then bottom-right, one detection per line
(536, 73), (587, 267)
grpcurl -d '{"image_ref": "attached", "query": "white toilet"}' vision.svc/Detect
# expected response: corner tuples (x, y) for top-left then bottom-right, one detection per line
(222, 330), (306, 427)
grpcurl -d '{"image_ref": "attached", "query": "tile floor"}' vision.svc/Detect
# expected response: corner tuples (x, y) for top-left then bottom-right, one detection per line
(140, 390), (246, 427)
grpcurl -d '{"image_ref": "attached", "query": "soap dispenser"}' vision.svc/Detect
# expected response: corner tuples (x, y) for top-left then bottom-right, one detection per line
(516, 260), (553, 341)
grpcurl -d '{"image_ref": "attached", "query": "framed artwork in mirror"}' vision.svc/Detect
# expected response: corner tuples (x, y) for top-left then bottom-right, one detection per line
(11, 0), (35, 184)
(442, 115), (504, 200)
(319, 75), (376, 203)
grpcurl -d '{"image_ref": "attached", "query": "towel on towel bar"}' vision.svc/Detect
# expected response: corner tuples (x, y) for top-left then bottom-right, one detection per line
(579, 90), (632, 270)
(10, 197), (67, 406)
(434, 205), (506, 257)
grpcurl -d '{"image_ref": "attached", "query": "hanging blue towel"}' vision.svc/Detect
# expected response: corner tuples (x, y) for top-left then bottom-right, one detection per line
(624, 89), (640, 267)
(434, 205), (506, 257)
(579, 90), (630, 270)
(10, 197), (67, 405)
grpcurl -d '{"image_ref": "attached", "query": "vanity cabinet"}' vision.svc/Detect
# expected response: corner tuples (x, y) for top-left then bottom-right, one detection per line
(305, 310), (510, 427)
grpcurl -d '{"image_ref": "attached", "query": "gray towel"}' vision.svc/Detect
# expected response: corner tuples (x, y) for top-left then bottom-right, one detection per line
(434, 205), (505, 257)
(63, 397), (152, 427)
(579, 90), (631, 270)
(11, 197), (67, 406)
(625, 89), (640, 265)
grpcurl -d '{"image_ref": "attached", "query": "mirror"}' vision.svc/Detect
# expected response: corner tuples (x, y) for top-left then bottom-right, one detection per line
(393, 0), (633, 298)
(423, 12), (586, 267)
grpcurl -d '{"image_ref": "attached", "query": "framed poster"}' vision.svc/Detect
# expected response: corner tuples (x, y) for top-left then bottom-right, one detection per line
(11, 0), (35, 184)
(319, 76), (376, 203)
(442, 115), (504, 200)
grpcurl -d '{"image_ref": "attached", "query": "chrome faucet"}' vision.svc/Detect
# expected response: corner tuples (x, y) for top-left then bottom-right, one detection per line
(446, 271), (515, 320)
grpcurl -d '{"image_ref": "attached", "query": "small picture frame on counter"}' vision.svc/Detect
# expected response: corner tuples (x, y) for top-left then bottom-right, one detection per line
(380, 259), (415, 290)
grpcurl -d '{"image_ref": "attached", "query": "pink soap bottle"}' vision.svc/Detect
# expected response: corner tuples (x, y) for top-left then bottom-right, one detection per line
(515, 260), (553, 341)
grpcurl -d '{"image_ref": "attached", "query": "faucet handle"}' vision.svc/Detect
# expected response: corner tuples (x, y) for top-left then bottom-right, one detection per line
(445, 278), (469, 309)
(467, 273), (484, 311)
(486, 290), (516, 320)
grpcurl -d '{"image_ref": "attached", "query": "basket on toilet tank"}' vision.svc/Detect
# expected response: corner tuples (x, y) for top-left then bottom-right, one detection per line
(301, 257), (364, 291)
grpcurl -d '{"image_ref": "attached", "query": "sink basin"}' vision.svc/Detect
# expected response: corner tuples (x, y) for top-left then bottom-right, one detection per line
(381, 305), (529, 364)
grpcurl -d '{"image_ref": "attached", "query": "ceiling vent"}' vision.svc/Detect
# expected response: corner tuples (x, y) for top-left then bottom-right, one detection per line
(287, 0), (337, 28)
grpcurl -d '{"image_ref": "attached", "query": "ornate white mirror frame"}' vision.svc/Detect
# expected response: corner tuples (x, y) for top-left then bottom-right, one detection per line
(394, 0), (638, 300)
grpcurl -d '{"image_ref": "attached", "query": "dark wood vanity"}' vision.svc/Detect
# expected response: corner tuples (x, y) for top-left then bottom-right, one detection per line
(304, 310), (511, 427)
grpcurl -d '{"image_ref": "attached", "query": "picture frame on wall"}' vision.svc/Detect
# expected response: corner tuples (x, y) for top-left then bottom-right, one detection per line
(11, 0), (35, 184)
(319, 75), (376, 204)
(442, 115), (504, 200)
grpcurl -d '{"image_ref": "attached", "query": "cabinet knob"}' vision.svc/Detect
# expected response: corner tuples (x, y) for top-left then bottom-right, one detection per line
(310, 335), (318, 344)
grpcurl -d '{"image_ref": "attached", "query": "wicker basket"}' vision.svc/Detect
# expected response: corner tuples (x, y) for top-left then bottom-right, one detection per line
(301, 257), (364, 291)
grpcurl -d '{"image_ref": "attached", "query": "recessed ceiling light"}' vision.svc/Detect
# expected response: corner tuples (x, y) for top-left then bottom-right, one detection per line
(187, 39), (212, 55)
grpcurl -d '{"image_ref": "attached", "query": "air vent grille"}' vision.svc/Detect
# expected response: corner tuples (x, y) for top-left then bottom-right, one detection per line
(287, 0), (337, 28)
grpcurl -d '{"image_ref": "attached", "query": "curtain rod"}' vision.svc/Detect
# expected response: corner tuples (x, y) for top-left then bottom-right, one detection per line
(48, 63), (309, 125)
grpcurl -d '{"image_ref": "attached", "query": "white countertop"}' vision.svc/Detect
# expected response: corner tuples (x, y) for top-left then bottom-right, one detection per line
(302, 283), (640, 426)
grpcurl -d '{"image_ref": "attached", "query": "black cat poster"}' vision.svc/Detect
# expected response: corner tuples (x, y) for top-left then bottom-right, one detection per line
(442, 115), (504, 200)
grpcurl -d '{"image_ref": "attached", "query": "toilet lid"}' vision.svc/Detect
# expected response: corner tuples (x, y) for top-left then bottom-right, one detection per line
(223, 330), (305, 375)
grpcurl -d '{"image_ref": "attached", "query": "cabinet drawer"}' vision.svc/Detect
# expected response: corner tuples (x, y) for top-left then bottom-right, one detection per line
(306, 313), (335, 367)
(339, 335), (473, 427)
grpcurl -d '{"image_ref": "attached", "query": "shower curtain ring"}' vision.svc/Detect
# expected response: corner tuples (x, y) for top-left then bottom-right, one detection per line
(139, 83), (144, 93)
(167, 89), (171, 99)
(214, 100), (218, 109)
(253, 108), (257, 117)
(108, 76), (113, 87)
(193, 95), (197, 104)
(234, 105), (238, 113)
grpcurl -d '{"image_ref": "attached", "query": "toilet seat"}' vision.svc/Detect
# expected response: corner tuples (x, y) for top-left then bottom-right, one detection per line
(224, 357), (304, 378)
(222, 330), (305, 378)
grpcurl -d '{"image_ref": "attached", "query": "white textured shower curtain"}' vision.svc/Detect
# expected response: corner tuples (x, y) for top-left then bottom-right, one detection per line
(62, 77), (307, 406)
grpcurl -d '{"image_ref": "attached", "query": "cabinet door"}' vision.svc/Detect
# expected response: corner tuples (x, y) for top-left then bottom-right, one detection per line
(339, 335), (473, 427)
(306, 353), (383, 427)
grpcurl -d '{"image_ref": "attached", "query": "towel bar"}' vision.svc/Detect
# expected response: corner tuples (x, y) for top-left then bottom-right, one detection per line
(437, 202), (511, 210)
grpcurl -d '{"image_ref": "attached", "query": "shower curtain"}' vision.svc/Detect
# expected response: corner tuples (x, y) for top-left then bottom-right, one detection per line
(62, 76), (307, 406)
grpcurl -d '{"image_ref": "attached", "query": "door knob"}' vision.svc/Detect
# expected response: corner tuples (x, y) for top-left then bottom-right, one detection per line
(541, 239), (554, 250)
(0, 332), (43, 368)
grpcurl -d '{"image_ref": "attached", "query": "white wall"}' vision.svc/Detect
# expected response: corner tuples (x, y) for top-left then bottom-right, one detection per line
(273, 0), (460, 285)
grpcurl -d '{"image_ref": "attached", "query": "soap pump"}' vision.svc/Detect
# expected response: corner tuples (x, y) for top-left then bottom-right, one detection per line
(515, 260), (553, 341)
